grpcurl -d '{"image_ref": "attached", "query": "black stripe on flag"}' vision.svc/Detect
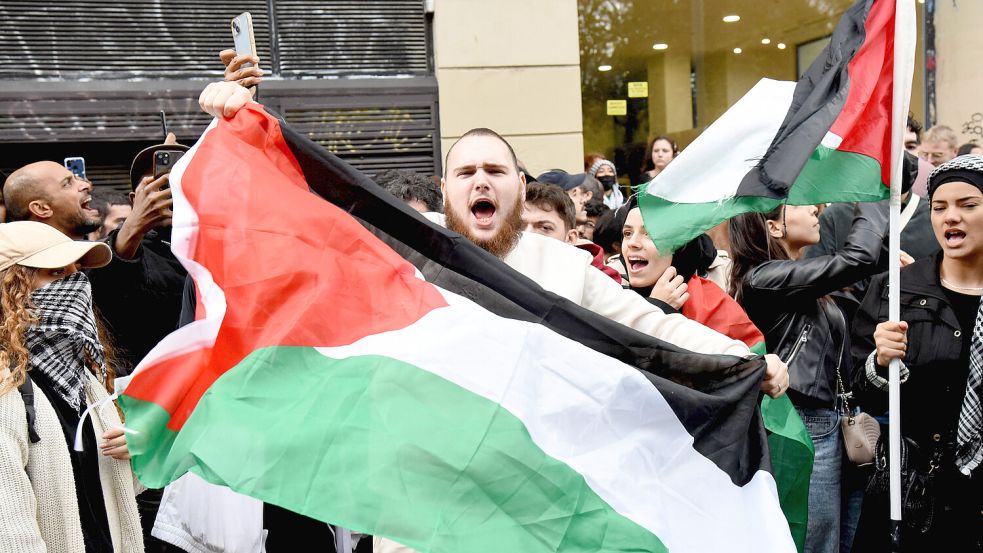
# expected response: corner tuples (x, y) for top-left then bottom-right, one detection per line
(274, 111), (770, 487)
(736, 0), (874, 199)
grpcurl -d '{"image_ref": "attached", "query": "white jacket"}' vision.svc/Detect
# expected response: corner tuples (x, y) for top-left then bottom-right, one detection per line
(500, 228), (749, 357)
(0, 371), (143, 553)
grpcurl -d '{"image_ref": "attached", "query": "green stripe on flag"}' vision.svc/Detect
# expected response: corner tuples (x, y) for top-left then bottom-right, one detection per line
(639, 146), (888, 254)
(761, 395), (814, 553)
(122, 346), (667, 553)
(787, 144), (888, 205)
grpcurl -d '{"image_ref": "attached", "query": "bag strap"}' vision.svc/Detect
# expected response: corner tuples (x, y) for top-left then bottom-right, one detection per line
(17, 375), (41, 444)
(899, 193), (920, 231)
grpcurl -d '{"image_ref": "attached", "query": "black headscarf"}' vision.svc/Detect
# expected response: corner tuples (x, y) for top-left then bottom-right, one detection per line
(927, 154), (983, 200)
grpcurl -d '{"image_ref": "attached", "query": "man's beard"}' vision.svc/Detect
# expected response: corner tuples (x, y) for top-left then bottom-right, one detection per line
(71, 212), (103, 237)
(445, 194), (524, 258)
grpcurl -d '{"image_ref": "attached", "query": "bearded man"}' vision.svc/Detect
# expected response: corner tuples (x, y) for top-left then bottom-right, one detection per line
(196, 83), (790, 553)
(198, 82), (787, 384)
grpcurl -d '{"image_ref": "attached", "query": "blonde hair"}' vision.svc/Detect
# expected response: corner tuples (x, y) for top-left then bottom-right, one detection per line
(924, 125), (959, 149)
(0, 265), (40, 395)
(0, 265), (118, 398)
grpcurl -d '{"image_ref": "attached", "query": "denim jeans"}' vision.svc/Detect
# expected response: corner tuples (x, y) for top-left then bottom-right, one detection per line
(797, 407), (843, 553)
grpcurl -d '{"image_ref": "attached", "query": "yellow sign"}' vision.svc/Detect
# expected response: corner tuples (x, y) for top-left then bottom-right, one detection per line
(628, 81), (649, 98)
(607, 100), (627, 116)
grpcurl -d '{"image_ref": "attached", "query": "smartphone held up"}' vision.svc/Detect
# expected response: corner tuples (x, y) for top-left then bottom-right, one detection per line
(153, 150), (185, 182)
(64, 157), (86, 180)
(231, 12), (259, 97)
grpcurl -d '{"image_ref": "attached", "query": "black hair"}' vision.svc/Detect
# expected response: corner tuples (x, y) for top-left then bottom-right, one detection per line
(525, 182), (577, 231)
(89, 188), (132, 219)
(373, 169), (443, 213)
(727, 206), (789, 304)
(592, 209), (622, 255)
(585, 200), (610, 218)
(958, 143), (981, 156)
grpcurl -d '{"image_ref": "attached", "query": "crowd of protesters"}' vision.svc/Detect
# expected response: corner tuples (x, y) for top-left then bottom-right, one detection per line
(0, 46), (980, 553)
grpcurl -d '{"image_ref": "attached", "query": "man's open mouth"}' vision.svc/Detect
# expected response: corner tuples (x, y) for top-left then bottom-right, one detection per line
(470, 199), (497, 227)
(81, 197), (97, 212)
(626, 256), (649, 272)
(944, 228), (966, 247)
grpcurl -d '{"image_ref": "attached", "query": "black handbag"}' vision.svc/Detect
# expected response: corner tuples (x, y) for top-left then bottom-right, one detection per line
(866, 434), (943, 535)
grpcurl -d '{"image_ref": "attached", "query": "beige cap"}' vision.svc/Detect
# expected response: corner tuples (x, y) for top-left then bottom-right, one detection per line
(0, 221), (112, 272)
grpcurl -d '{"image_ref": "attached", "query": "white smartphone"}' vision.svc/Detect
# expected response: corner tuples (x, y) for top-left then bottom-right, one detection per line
(231, 12), (257, 69)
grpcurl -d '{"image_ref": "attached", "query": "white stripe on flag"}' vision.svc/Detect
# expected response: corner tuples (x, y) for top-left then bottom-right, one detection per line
(316, 289), (796, 553)
(647, 78), (796, 204)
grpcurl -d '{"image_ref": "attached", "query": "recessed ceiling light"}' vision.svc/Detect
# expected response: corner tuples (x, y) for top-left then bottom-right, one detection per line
(723, 15), (741, 23)
(598, 64), (612, 72)
(652, 43), (669, 50)
(733, 47), (743, 54)
(761, 38), (771, 45)
(777, 43), (787, 50)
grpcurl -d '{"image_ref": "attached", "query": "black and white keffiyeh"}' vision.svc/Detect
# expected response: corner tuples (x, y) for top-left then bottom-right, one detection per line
(24, 271), (106, 412)
(958, 297), (983, 475)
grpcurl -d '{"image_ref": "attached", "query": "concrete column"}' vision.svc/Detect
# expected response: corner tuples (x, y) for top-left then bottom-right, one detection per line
(647, 49), (694, 135)
(934, 0), (983, 144)
(433, 0), (584, 175)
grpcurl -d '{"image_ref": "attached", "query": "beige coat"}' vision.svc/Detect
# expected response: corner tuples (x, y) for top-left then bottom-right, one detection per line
(0, 371), (144, 552)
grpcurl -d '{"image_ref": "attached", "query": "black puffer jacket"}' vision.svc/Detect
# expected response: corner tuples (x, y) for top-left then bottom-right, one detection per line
(740, 202), (888, 407)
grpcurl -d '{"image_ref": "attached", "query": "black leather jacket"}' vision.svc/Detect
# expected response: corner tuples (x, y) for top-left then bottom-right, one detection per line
(739, 202), (888, 407)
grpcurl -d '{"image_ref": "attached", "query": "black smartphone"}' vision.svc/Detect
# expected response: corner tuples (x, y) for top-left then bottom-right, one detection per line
(153, 150), (186, 181)
(64, 157), (86, 180)
(160, 110), (169, 141)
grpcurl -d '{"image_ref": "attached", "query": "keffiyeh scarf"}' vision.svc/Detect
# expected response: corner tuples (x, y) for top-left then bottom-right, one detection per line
(958, 296), (983, 475)
(24, 271), (106, 412)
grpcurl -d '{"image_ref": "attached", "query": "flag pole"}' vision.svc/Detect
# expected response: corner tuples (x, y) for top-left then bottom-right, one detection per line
(889, 0), (916, 549)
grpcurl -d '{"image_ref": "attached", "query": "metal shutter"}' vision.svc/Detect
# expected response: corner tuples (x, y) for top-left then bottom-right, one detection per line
(0, 1), (438, 181)
(0, 1), (271, 78)
(274, 0), (429, 77)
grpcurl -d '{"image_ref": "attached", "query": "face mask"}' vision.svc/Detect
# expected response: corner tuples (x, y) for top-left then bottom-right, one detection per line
(597, 175), (617, 191)
(25, 271), (106, 411)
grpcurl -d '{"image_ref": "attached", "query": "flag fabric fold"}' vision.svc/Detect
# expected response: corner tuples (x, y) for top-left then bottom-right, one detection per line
(640, 0), (896, 253)
(119, 103), (796, 552)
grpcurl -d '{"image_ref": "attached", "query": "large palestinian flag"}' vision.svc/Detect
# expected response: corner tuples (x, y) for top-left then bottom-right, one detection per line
(639, 0), (913, 253)
(118, 104), (796, 552)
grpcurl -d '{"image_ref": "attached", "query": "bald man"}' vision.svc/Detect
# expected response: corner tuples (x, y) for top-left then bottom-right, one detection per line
(3, 161), (102, 238)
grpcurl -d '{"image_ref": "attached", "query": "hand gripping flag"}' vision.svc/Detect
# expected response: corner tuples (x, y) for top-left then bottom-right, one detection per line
(118, 104), (797, 553)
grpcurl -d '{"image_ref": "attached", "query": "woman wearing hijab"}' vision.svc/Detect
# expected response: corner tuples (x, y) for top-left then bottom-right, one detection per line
(587, 158), (625, 209)
(0, 221), (143, 552)
(851, 155), (983, 551)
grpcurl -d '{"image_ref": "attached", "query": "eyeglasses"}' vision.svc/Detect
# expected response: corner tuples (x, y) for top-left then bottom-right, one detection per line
(917, 150), (951, 161)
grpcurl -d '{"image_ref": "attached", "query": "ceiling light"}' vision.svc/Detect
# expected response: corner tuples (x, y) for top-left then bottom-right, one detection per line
(652, 43), (669, 50)
(722, 15), (741, 23)
(733, 47), (743, 54)
(777, 43), (787, 50)
(598, 64), (612, 72)
(761, 38), (771, 45)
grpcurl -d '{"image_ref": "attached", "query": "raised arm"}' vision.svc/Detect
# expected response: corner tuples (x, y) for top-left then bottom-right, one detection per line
(744, 201), (888, 307)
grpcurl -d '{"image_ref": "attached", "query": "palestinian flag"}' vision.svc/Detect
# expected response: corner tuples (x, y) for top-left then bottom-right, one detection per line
(639, 0), (907, 253)
(681, 277), (814, 552)
(118, 104), (797, 552)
